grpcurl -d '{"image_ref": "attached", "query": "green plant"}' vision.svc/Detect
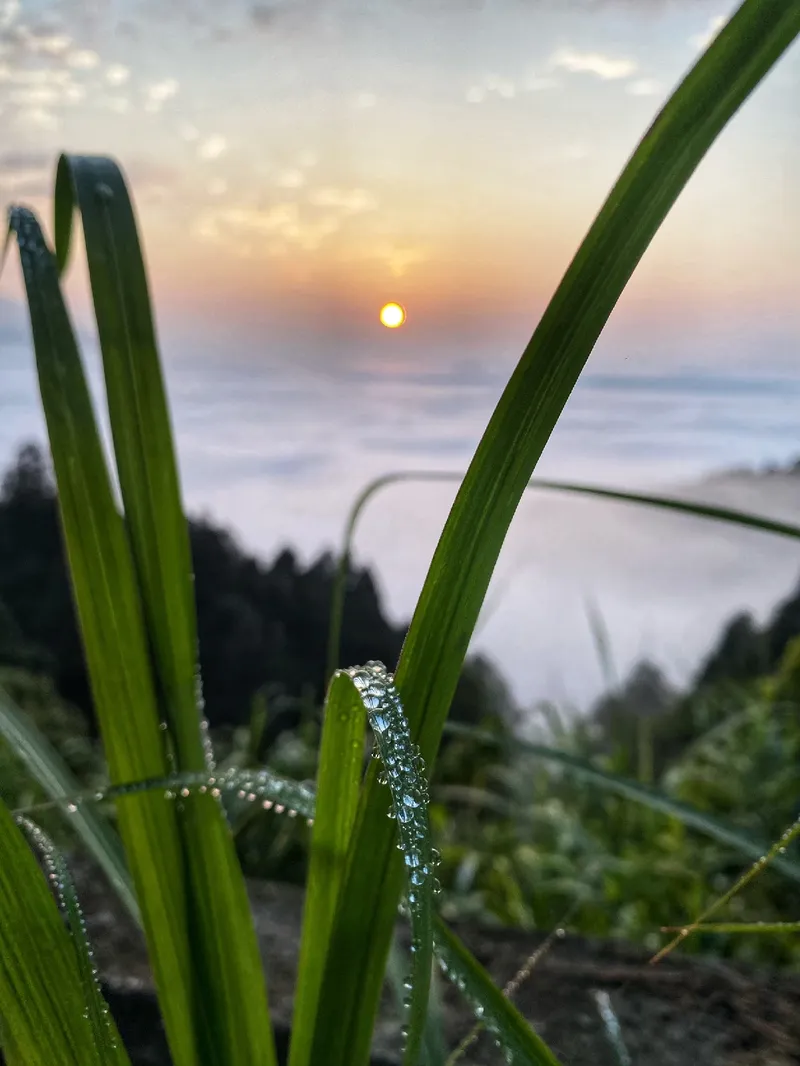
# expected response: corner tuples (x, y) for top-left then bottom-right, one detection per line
(1, 2), (799, 1063)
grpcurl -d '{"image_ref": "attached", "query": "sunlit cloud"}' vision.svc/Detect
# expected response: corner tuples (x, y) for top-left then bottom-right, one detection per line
(689, 14), (728, 52)
(67, 49), (99, 70)
(179, 123), (199, 141)
(307, 187), (376, 213)
(550, 47), (637, 80)
(276, 168), (305, 188)
(198, 135), (228, 161)
(105, 63), (130, 86)
(353, 91), (377, 108)
(194, 202), (341, 253)
(17, 106), (58, 129)
(144, 78), (179, 113)
(208, 178), (228, 196)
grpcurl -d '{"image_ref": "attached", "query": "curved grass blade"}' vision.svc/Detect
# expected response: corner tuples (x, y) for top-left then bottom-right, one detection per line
(7, 205), (203, 1065)
(289, 671), (367, 1066)
(434, 916), (562, 1066)
(54, 154), (277, 1066)
(14, 766), (317, 823)
(0, 799), (125, 1066)
(317, 8), (800, 1050)
(18, 817), (129, 1065)
(325, 454), (800, 711)
(0, 683), (140, 924)
(443, 723), (800, 882)
(327, 470), (800, 681)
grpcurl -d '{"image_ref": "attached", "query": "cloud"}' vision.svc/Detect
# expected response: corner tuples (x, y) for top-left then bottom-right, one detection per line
(67, 49), (99, 69)
(689, 14), (728, 52)
(353, 91), (377, 109)
(466, 74), (516, 103)
(194, 202), (340, 253)
(104, 96), (130, 114)
(207, 178), (228, 196)
(17, 106), (58, 129)
(179, 123), (199, 141)
(0, 149), (49, 195)
(105, 63), (129, 86)
(143, 78), (178, 113)
(626, 77), (663, 97)
(550, 47), (637, 80)
(276, 169), (305, 188)
(198, 135), (228, 161)
(0, 149), (49, 170)
(308, 187), (376, 213)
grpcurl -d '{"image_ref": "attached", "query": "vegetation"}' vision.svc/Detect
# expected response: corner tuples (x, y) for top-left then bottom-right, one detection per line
(1, 3), (800, 1065)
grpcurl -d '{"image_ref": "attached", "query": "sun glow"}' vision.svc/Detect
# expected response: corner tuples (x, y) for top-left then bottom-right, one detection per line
(379, 302), (406, 328)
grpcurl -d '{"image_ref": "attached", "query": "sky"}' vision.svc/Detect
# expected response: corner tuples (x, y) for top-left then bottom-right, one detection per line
(2, 0), (800, 711)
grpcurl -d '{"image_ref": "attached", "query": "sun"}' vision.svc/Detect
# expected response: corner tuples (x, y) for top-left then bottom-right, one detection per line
(379, 302), (406, 329)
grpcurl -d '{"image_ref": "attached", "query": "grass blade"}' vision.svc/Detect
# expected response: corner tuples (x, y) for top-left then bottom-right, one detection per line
(289, 671), (367, 1066)
(434, 916), (562, 1066)
(343, 663), (436, 1066)
(316, 7), (800, 1061)
(8, 205), (202, 1065)
(443, 723), (800, 882)
(592, 990), (631, 1066)
(328, 471), (800, 682)
(14, 766), (317, 824)
(0, 683), (140, 923)
(0, 800), (126, 1066)
(661, 921), (800, 934)
(18, 817), (129, 1065)
(54, 154), (277, 1066)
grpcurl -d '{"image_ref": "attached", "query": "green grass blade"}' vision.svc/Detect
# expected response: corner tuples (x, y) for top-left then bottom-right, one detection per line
(0, 800), (125, 1066)
(0, 683), (140, 924)
(443, 723), (800, 882)
(344, 663), (436, 1066)
(434, 916), (562, 1066)
(8, 205), (202, 1065)
(662, 921), (800, 934)
(54, 154), (277, 1066)
(18, 817), (130, 1065)
(289, 671), (367, 1066)
(388, 936), (449, 1066)
(14, 766), (317, 824)
(316, 7), (800, 1061)
(328, 471), (800, 681)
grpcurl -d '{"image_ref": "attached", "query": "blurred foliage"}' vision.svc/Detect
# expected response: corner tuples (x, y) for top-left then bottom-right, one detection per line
(3, 442), (800, 969)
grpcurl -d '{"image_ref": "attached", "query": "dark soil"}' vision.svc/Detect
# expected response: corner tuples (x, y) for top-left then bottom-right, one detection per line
(67, 857), (800, 1065)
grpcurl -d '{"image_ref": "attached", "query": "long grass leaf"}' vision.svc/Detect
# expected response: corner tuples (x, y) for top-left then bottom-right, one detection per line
(0, 683), (140, 923)
(315, 7), (800, 1061)
(443, 723), (800, 882)
(328, 471), (800, 680)
(289, 671), (366, 1066)
(434, 916), (562, 1066)
(0, 800), (124, 1066)
(18, 817), (130, 1065)
(14, 766), (317, 823)
(54, 154), (277, 1066)
(7, 205), (201, 1065)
